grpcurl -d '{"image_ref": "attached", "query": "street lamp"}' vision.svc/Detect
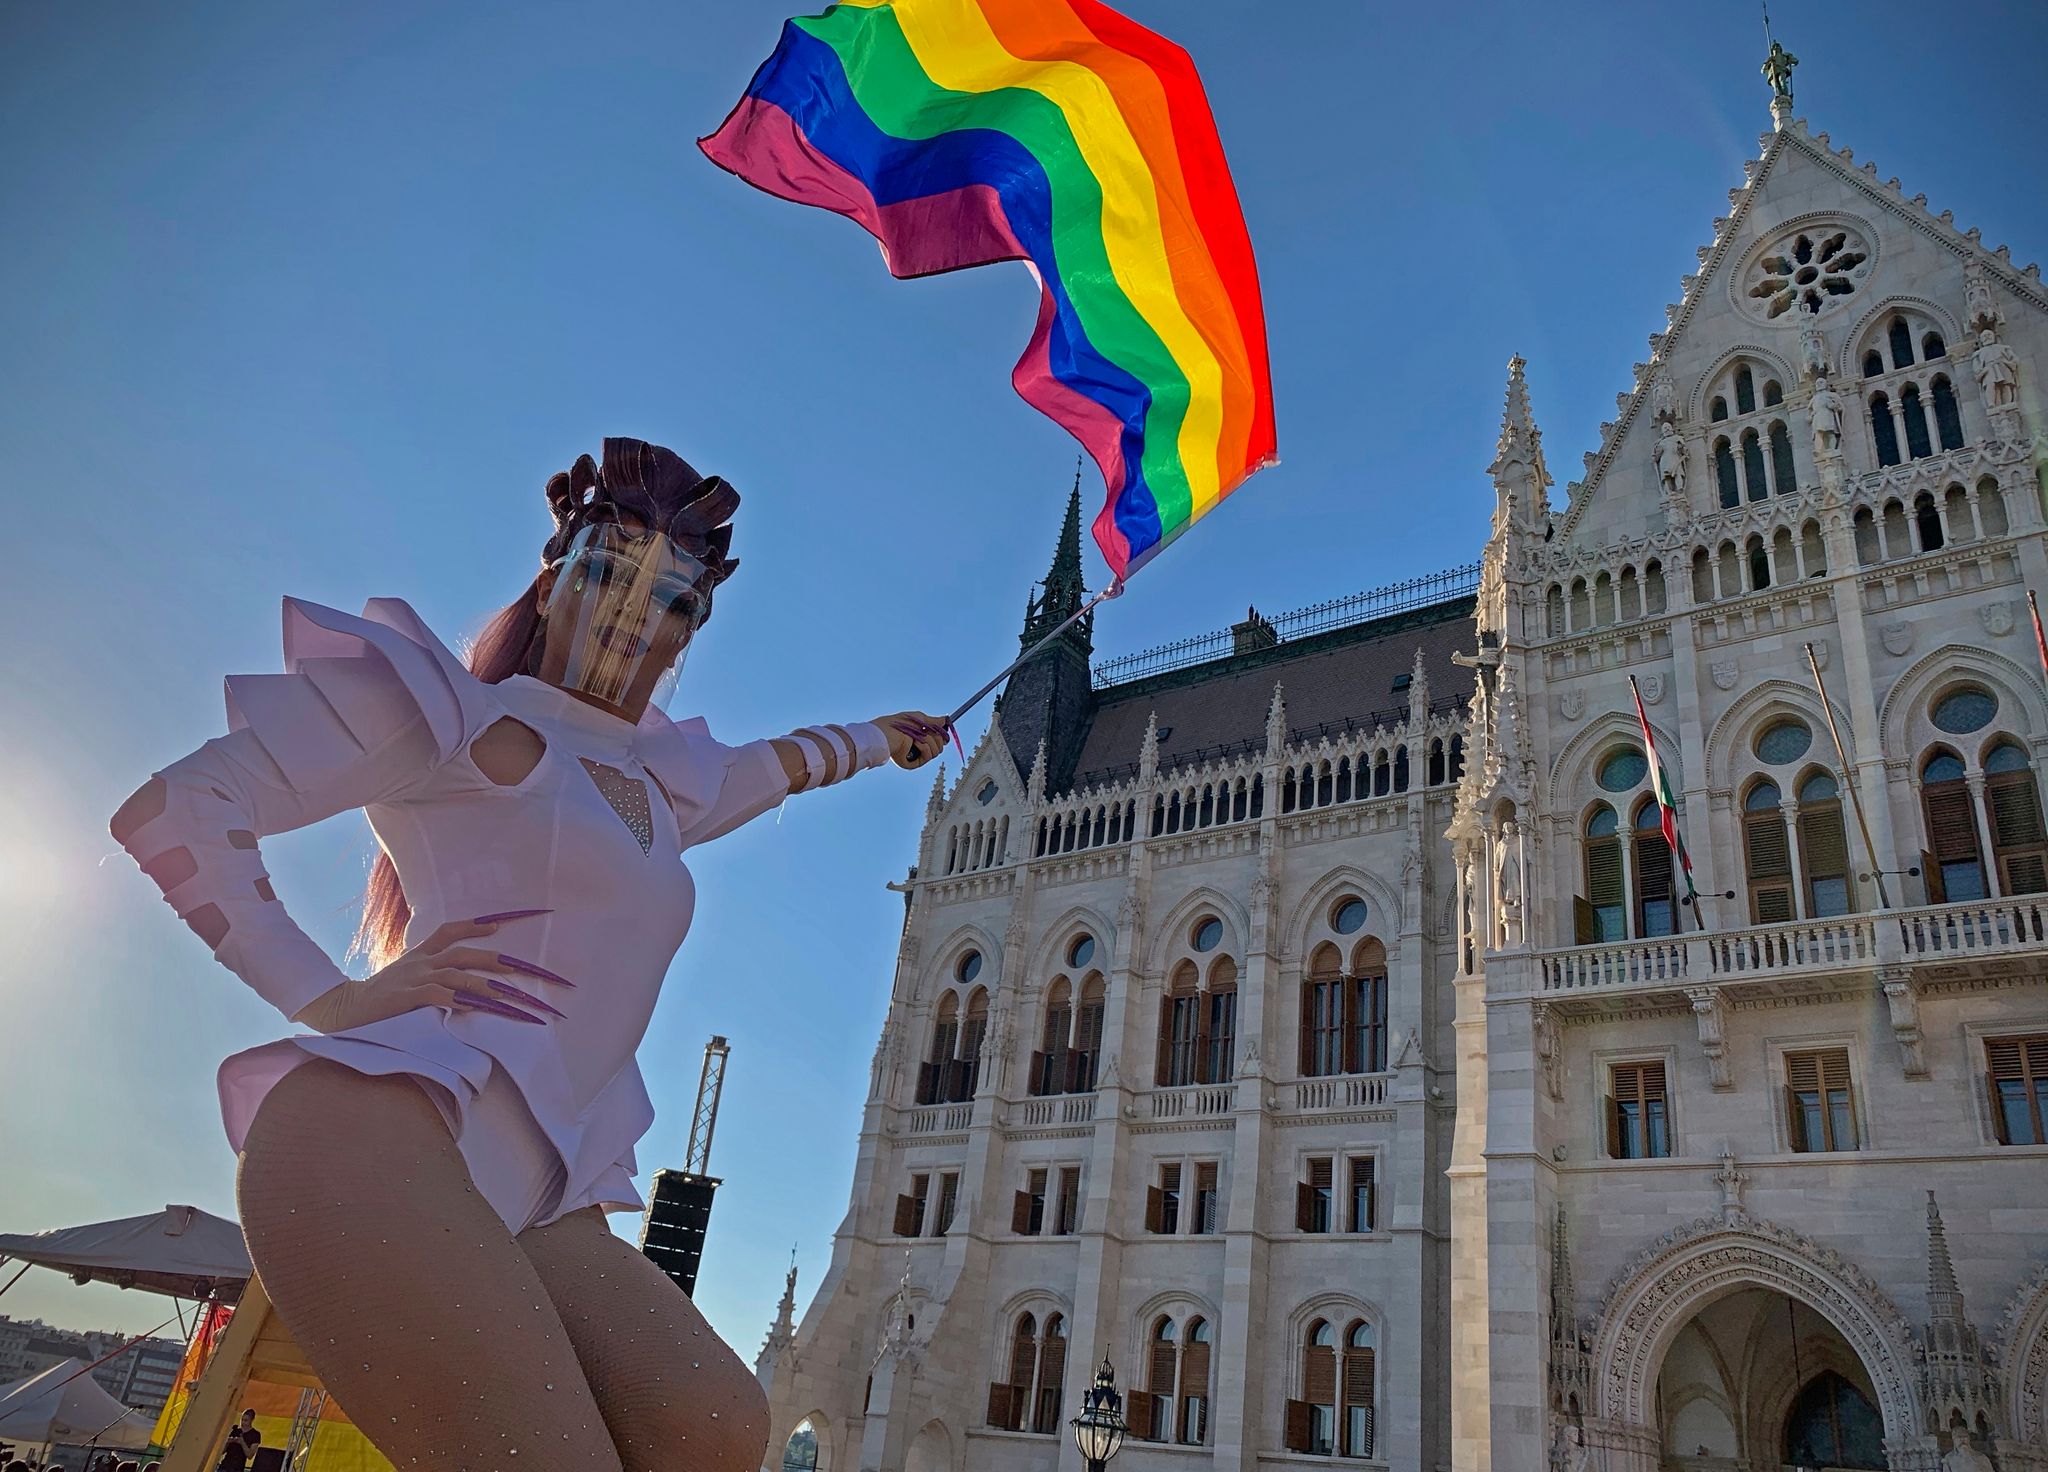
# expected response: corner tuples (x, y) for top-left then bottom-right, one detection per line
(1070, 1352), (1127, 1472)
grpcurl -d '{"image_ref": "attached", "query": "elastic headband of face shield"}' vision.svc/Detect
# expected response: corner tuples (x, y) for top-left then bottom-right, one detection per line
(535, 522), (714, 716)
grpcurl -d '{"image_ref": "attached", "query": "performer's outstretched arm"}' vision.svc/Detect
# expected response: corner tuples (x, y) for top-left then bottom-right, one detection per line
(768, 710), (947, 792)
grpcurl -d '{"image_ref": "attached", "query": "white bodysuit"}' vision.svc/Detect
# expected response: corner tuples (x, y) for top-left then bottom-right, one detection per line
(136, 597), (794, 1233)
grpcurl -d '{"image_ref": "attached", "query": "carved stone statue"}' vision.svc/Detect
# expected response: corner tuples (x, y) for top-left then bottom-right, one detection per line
(1942, 1438), (1995, 1472)
(1762, 39), (1798, 100)
(1809, 376), (1844, 456)
(1965, 263), (2002, 332)
(1800, 316), (1828, 380)
(1650, 375), (1677, 425)
(1654, 422), (1688, 508)
(1495, 819), (1524, 944)
(1975, 329), (2020, 408)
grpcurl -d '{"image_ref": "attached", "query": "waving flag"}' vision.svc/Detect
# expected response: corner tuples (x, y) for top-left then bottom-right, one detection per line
(700, 0), (1277, 580)
(1629, 675), (1701, 929)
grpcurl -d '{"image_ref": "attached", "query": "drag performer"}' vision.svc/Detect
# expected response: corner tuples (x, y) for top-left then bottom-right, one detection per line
(112, 439), (945, 1470)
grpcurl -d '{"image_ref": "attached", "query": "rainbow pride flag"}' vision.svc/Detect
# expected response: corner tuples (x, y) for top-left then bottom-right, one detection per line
(701, 0), (1276, 579)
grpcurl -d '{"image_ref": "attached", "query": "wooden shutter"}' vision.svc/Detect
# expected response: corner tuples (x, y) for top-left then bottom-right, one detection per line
(1923, 848), (1947, 904)
(1744, 809), (1795, 923)
(1145, 1185), (1164, 1234)
(1586, 835), (1624, 922)
(1295, 1181), (1315, 1232)
(1604, 1095), (1622, 1158)
(1182, 1337), (1211, 1404)
(1573, 895), (1600, 945)
(986, 1381), (1016, 1430)
(1990, 773), (2048, 895)
(893, 1193), (917, 1238)
(1987, 1071), (2013, 1146)
(1925, 783), (1982, 866)
(1148, 1339), (1177, 1397)
(1800, 805), (1850, 880)
(1195, 1161), (1219, 1233)
(1011, 1190), (1032, 1236)
(1304, 1340), (1337, 1403)
(1028, 1050), (1047, 1096)
(1127, 1390), (1158, 1442)
(1284, 1399), (1314, 1453)
(1784, 1083), (1809, 1152)
(1039, 1331), (1067, 1397)
(1299, 980), (1316, 1075)
(1008, 1327), (1037, 1395)
(1634, 830), (1674, 923)
(1058, 1167), (1080, 1234)
(1156, 999), (1173, 1086)
(1342, 1348), (1376, 1425)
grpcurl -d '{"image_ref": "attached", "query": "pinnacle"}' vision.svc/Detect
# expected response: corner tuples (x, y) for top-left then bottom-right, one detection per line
(1926, 1190), (1962, 1302)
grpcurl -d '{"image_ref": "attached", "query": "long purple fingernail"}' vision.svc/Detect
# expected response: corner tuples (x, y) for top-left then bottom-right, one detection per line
(489, 979), (567, 1018)
(473, 908), (552, 924)
(452, 993), (547, 1024)
(498, 953), (576, 988)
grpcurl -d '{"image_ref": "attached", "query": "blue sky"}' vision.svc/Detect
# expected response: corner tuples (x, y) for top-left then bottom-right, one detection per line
(2, 0), (2044, 1359)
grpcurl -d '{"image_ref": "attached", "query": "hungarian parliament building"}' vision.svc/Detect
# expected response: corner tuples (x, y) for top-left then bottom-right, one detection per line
(750, 63), (2048, 1472)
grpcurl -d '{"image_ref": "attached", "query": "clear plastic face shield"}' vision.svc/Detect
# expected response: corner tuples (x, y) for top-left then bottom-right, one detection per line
(536, 523), (713, 717)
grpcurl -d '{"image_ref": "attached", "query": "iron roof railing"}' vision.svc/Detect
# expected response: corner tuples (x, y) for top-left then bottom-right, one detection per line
(1091, 563), (1481, 687)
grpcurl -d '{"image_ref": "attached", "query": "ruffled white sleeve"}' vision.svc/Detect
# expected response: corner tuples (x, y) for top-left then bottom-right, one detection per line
(116, 598), (483, 1019)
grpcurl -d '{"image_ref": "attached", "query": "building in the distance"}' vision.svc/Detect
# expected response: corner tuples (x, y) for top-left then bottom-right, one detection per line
(756, 51), (2048, 1472)
(0, 1316), (186, 1418)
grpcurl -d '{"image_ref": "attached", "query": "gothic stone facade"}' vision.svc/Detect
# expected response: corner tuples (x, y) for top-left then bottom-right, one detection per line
(756, 97), (2048, 1472)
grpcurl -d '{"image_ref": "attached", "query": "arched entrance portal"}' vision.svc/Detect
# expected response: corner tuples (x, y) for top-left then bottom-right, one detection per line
(1657, 1286), (1886, 1471)
(1586, 1219), (1922, 1472)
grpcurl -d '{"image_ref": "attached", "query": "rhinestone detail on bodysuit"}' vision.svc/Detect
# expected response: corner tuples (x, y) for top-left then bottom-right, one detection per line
(578, 757), (653, 855)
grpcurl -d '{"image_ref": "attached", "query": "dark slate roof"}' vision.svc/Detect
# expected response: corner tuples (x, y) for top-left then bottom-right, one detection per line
(1066, 595), (1478, 789)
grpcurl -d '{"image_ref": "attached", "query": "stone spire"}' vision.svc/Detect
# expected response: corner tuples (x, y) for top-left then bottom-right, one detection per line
(1140, 710), (1161, 779)
(924, 763), (948, 825)
(1547, 1203), (1591, 1410)
(1027, 739), (1048, 805)
(755, 1249), (800, 1383)
(1265, 683), (1288, 757)
(996, 467), (1098, 796)
(1918, 1191), (2004, 1438)
(1488, 355), (1553, 535)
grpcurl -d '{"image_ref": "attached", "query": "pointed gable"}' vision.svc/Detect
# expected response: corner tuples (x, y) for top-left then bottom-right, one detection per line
(1551, 116), (2045, 553)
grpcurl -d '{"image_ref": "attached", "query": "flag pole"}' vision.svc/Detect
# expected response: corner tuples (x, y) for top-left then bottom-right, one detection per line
(1803, 641), (1890, 909)
(1627, 674), (1706, 932)
(2029, 589), (2048, 679)
(944, 579), (1125, 730)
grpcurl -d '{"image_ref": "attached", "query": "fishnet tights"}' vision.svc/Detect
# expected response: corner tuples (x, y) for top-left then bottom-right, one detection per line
(237, 1061), (767, 1470)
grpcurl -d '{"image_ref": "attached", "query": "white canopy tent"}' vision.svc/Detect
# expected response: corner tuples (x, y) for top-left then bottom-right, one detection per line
(0, 1204), (250, 1301)
(0, 1357), (157, 1450)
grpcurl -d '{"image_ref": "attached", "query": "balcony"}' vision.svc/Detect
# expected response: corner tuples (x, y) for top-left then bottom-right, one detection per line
(1530, 895), (2048, 1013)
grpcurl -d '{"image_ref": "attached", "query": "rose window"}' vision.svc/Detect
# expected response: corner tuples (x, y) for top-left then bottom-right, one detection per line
(1745, 227), (1871, 319)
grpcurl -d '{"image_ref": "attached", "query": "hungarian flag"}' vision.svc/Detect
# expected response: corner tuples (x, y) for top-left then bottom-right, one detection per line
(1629, 675), (1700, 925)
(2031, 591), (2048, 679)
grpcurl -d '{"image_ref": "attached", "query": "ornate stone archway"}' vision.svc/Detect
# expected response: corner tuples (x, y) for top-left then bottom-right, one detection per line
(1586, 1216), (1922, 1465)
(1998, 1263), (2048, 1446)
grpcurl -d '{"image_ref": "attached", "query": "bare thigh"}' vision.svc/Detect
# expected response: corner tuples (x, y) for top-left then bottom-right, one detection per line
(517, 1208), (769, 1472)
(237, 1061), (623, 1470)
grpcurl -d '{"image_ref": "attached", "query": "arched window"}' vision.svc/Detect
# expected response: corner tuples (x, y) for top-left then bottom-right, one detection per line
(920, 992), (960, 1104)
(1773, 527), (1797, 585)
(1546, 584), (1566, 637)
(781, 1419), (821, 1472)
(1593, 570), (1615, 627)
(1783, 1370), (1886, 1471)
(1736, 366), (1757, 415)
(1034, 978), (1073, 1097)
(1644, 559), (1667, 613)
(1618, 567), (1641, 621)
(1718, 540), (1741, 596)
(1924, 331), (1948, 359)
(1985, 741), (2048, 896)
(1932, 376), (1964, 450)
(1631, 800), (1676, 937)
(1743, 780), (1794, 923)
(1853, 507), (1879, 566)
(1921, 749), (1986, 902)
(1979, 476), (2010, 537)
(989, 1313), (1039, 1431)
(1714, 437), (1740, 507)
(1801, 519), (1827, 577)
(1691, 547), (1714, 604)
(1747, 535), (1771, 592)
(1797, 771), (1853, 918)
(1888, 318), (1915, 371)
(1203, 956), (1240, 1084)
(1448, 735), (1465, 783)
(1393, 746), (1410, 793)
(1342, 1321), (1377, 1458)
(1862, 350), (1885, 378)
(1073, 974), (1106, 1091)
(1710, 395), (1729, 423)
(1870, 393), (1901, 466)
(1294, 1320), (1339, 1455)
(1769, 420), (1796, 495)
(1764, 378), (1784, 407)
(1582, 805), (1624, 942)
(1159, 961), (1202, 1087)
(1912, 492), (1944, 552)
(1901, 383), (1933, 459)
(1143, 1317), (1179, 1444)
(1299, 939), (1387, 1077)
(1881, 499), (1912, 560)
(1428, 739), (1446, 786)
(958, 988), (990, 1100)
(1181, 1318), (1213, 1445)
(1032, 1315), (1067, 1434)
(1569, 578), (1590, 630)
(1741, 428), (1768, 501)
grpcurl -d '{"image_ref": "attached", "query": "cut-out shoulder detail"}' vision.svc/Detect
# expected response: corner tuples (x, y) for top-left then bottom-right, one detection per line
(110, 777), (168, 845)
(186, 901), (229, 949)
(254, 877), (276, 902)
(227, 829), (258, 850)
(471, 717), (546, 787)
(141, 845), (198, 893)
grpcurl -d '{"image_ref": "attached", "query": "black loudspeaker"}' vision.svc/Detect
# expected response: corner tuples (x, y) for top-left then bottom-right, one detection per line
(251, 1449), (287, 1472)
(638, 1169), (721, 1298)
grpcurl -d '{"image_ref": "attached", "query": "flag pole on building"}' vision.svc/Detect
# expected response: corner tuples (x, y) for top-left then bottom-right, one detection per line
(1627, 675), (1706, 932)
(2029, 591), (2048, 679)
(1802, 641), (1891, 909)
